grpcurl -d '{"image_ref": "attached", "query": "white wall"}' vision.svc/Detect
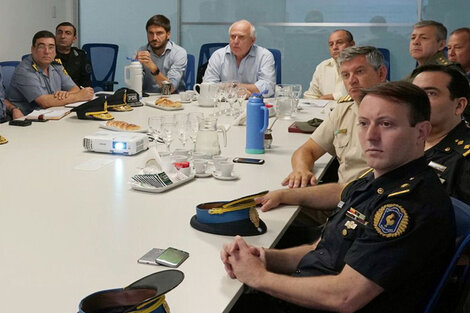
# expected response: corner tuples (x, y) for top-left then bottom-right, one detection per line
(1, 0), (76, 61)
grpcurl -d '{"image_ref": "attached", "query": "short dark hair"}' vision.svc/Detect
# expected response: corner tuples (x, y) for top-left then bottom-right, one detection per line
(359, 81), (431, 126)
(56, 22), (77, 36)
(412, 64), (470, 103)
(333, 29), (354, 42)
(146, 15), (171, 32)
(450, 27), (470, 38)
(413, 20), (447, 41)
(32, 30), (56, 46)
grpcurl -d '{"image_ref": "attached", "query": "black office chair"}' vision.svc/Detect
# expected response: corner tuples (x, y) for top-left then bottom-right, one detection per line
(82, 43), (119, 91)
(378, 48), (391, 81)
(0, 61), (20, 90)
(185, 54), (196, 90)
(423, 197), (470, 313)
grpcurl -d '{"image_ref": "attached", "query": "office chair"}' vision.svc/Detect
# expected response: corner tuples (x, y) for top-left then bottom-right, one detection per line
(0, 61), (20, 90)
(22, 54), (30, 60)
(378, 48), (391, 81)
(185, 54), (196, 90)
(423, 197), (470, 313)
(82, 43), (119, 91)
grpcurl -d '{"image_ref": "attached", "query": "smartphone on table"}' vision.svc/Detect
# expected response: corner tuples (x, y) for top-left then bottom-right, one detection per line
(233, 157), (265, 165)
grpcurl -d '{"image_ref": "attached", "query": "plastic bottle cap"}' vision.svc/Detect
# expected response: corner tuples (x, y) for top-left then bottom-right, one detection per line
(265, 104), (273, 108)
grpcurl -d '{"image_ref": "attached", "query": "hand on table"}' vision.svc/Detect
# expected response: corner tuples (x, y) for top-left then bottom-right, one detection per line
(221, 235), (266, 279)
(254, 190), (285, 212)
(281, 169), (317, 188)
(77, 87), (94, 101)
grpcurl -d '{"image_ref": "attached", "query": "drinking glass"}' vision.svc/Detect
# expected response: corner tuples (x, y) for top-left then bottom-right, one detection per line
(161, 114), (176, 152)
(274, 84), (294, 120)
(175, 113), (189, 148)
(235, 87), (248, 116)
(148, 116), (162, 143)
(290, 84), (303, 113)
(188, 112), (203, 150)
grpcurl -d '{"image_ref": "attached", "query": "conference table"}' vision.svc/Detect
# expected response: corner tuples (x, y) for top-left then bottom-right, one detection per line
(0, 94), (334, 313)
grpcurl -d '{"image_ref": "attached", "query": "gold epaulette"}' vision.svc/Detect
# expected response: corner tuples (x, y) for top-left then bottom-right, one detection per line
(338, 95), (352, 103)
(340, 168), (373, 200)
(0, 135), (8, 145)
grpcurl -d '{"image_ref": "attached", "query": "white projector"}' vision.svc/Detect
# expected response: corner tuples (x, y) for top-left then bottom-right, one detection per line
(83, 131), (149, 155)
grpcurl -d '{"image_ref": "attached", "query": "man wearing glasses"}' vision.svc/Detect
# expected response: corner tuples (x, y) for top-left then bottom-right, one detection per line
(7, 30), (94, 115)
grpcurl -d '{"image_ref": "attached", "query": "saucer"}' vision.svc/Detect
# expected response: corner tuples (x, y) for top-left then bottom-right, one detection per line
(212, 171), (239, 181)
(195, 171), (212, 178)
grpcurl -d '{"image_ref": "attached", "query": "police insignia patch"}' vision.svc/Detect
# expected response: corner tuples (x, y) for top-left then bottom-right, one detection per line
(373, 204), (408, 238)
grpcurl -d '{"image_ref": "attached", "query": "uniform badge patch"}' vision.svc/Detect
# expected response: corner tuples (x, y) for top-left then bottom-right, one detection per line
(373, 204), (409, 238)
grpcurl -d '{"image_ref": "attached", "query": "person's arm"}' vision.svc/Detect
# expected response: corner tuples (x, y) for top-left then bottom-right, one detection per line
(34, 86), (94, 108)
(303, 65), (323, 99)
(228, 237), (383, 312)
(281, 138), (327, 188)
(165, 48), (187, 92)
(253, 49), (276, 97)
(255, 182), (343, 212)
(5, 99), (24, 119)
(136, 51), (176, 93)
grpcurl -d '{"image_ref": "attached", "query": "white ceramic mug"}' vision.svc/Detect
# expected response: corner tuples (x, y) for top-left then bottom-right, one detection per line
(218, 161), (234, 177)
(193, 82), (217, 107)
(193, 159), (208, 174)
(212, 156), (228, 172)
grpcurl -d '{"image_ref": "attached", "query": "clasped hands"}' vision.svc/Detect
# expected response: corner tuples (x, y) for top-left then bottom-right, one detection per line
(220, 235), (267, 287)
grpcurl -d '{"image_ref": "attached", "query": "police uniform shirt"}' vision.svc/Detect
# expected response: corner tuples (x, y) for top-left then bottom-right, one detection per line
(138, 41), (187, 93)
(0, 71), (6, 121)
(310, 100), (369, 184)
(425, 120), (470, 204)
(293, 157), (455, 313)
(56, 47), (92, 87)
(404, 50), (453, 82)
(7, 55), (76, 115)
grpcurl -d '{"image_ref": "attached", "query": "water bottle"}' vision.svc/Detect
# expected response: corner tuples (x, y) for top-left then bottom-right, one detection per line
(246, 93), (269, 154)
(124, 60), (143, 98)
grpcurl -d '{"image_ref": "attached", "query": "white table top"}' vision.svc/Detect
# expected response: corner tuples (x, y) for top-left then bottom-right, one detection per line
(0, 95), (335, 313)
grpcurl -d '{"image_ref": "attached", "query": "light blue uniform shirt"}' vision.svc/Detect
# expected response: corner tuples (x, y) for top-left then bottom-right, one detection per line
(0, 72), (6, 121)
(203, 44), (276, 97)
(7, 55), (76, 115)
(139, 41), (187, 93)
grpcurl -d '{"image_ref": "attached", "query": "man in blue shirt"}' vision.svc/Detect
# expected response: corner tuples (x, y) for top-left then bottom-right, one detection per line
(7, 30), (94, 115)
(0, 72), (23, 122)
(136, 14), (187, 94)
(203, 20), (276, 97)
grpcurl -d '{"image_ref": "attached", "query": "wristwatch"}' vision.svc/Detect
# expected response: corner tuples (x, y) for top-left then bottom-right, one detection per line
(151, 67), (160, 76)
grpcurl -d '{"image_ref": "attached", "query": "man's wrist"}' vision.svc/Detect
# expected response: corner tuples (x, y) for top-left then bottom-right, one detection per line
(7, 104), (19, 115)
(151, 67), (160, 76)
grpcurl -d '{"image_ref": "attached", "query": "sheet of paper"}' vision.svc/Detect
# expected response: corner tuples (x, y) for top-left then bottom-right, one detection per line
(26, 107), (71, 119)
(299, 99), (330, 108)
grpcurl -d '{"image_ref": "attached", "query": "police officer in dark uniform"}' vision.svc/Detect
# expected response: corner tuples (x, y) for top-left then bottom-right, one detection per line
(55, 22), (92, 87)
(412, 64), (470, 204)
(221, 82), (455, 313)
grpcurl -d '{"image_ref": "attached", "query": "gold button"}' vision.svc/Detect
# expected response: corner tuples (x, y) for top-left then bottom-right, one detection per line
(465, 145), (470, 150)
(377, 188), (384, 194)
(409, 177), (415, 181)
(458, 140), (464, 145)
(445, 147), (451, 152)
(342, 229), (347, 236)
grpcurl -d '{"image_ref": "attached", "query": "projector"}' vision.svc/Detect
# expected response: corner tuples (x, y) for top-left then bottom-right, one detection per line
(83, 131), (149, 155)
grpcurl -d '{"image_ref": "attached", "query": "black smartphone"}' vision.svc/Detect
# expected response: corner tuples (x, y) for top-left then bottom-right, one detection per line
(233, 157), (265, 165)
(9, 119), (32, 127)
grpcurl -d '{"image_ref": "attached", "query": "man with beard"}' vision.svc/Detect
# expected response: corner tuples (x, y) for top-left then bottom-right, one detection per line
(136, 14), (187, 93)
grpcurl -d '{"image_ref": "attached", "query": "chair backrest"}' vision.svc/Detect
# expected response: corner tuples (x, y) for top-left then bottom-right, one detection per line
(268, 48), (281, 84)
(197, 43), (282, 84)
(198, 43), (227, 69)
(424, 197), (470, 313)
(22, 54), (30, 60)
(82, 43), (119, 91)
(0, 61), (20, 90)
(377, 48), (391, 81)
(185, 54), (196, 90)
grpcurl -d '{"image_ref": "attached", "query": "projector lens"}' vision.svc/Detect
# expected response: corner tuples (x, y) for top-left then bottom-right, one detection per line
(113, 141), (127, 150)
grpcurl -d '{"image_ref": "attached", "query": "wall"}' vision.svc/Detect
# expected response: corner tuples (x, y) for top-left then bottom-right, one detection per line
(1, 0), (76, 60)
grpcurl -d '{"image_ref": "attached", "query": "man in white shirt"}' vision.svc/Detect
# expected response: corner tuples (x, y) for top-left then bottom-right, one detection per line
(303, 29), (355, 100)
(203, 20), (276, 97)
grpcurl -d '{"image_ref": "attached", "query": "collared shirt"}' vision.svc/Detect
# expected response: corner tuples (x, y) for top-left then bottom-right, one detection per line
(7, 55), (76, 115)
(310, 100), (368, 183)
(203, 44), (276, 97)
(139, 41), (187, 93)
(425, 120), (470, 204)
(0, 72), (6, 121)
(404, 50), (453, 82)
(55, 47), (92, 87)
(294, 157), (455, 312)
(304, 57), (347, 100)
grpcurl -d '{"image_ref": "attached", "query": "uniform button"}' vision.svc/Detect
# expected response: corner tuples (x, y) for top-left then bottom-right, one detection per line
(445, 147), (451, 152)
(377, 188), (384, 194)
(319, 251), (324, 255)
(295, 269), (300, 274)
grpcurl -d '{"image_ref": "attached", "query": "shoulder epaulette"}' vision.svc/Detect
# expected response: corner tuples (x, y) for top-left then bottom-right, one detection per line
(52, 59), (70, 76)
(31, 62), (39, 72)
(338, 95), (352, 103)
(340, 168), (373, 200)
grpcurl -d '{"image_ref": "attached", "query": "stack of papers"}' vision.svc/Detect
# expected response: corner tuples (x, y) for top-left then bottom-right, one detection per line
(25, 107), (71, 120)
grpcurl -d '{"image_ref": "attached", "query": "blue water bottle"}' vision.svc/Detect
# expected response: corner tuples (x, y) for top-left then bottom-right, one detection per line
(246, 93), (269, 154)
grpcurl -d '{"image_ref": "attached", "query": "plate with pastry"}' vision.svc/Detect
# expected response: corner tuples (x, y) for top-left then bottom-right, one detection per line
(142, 97), (183, 111)
(100, 120), (147, 133)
